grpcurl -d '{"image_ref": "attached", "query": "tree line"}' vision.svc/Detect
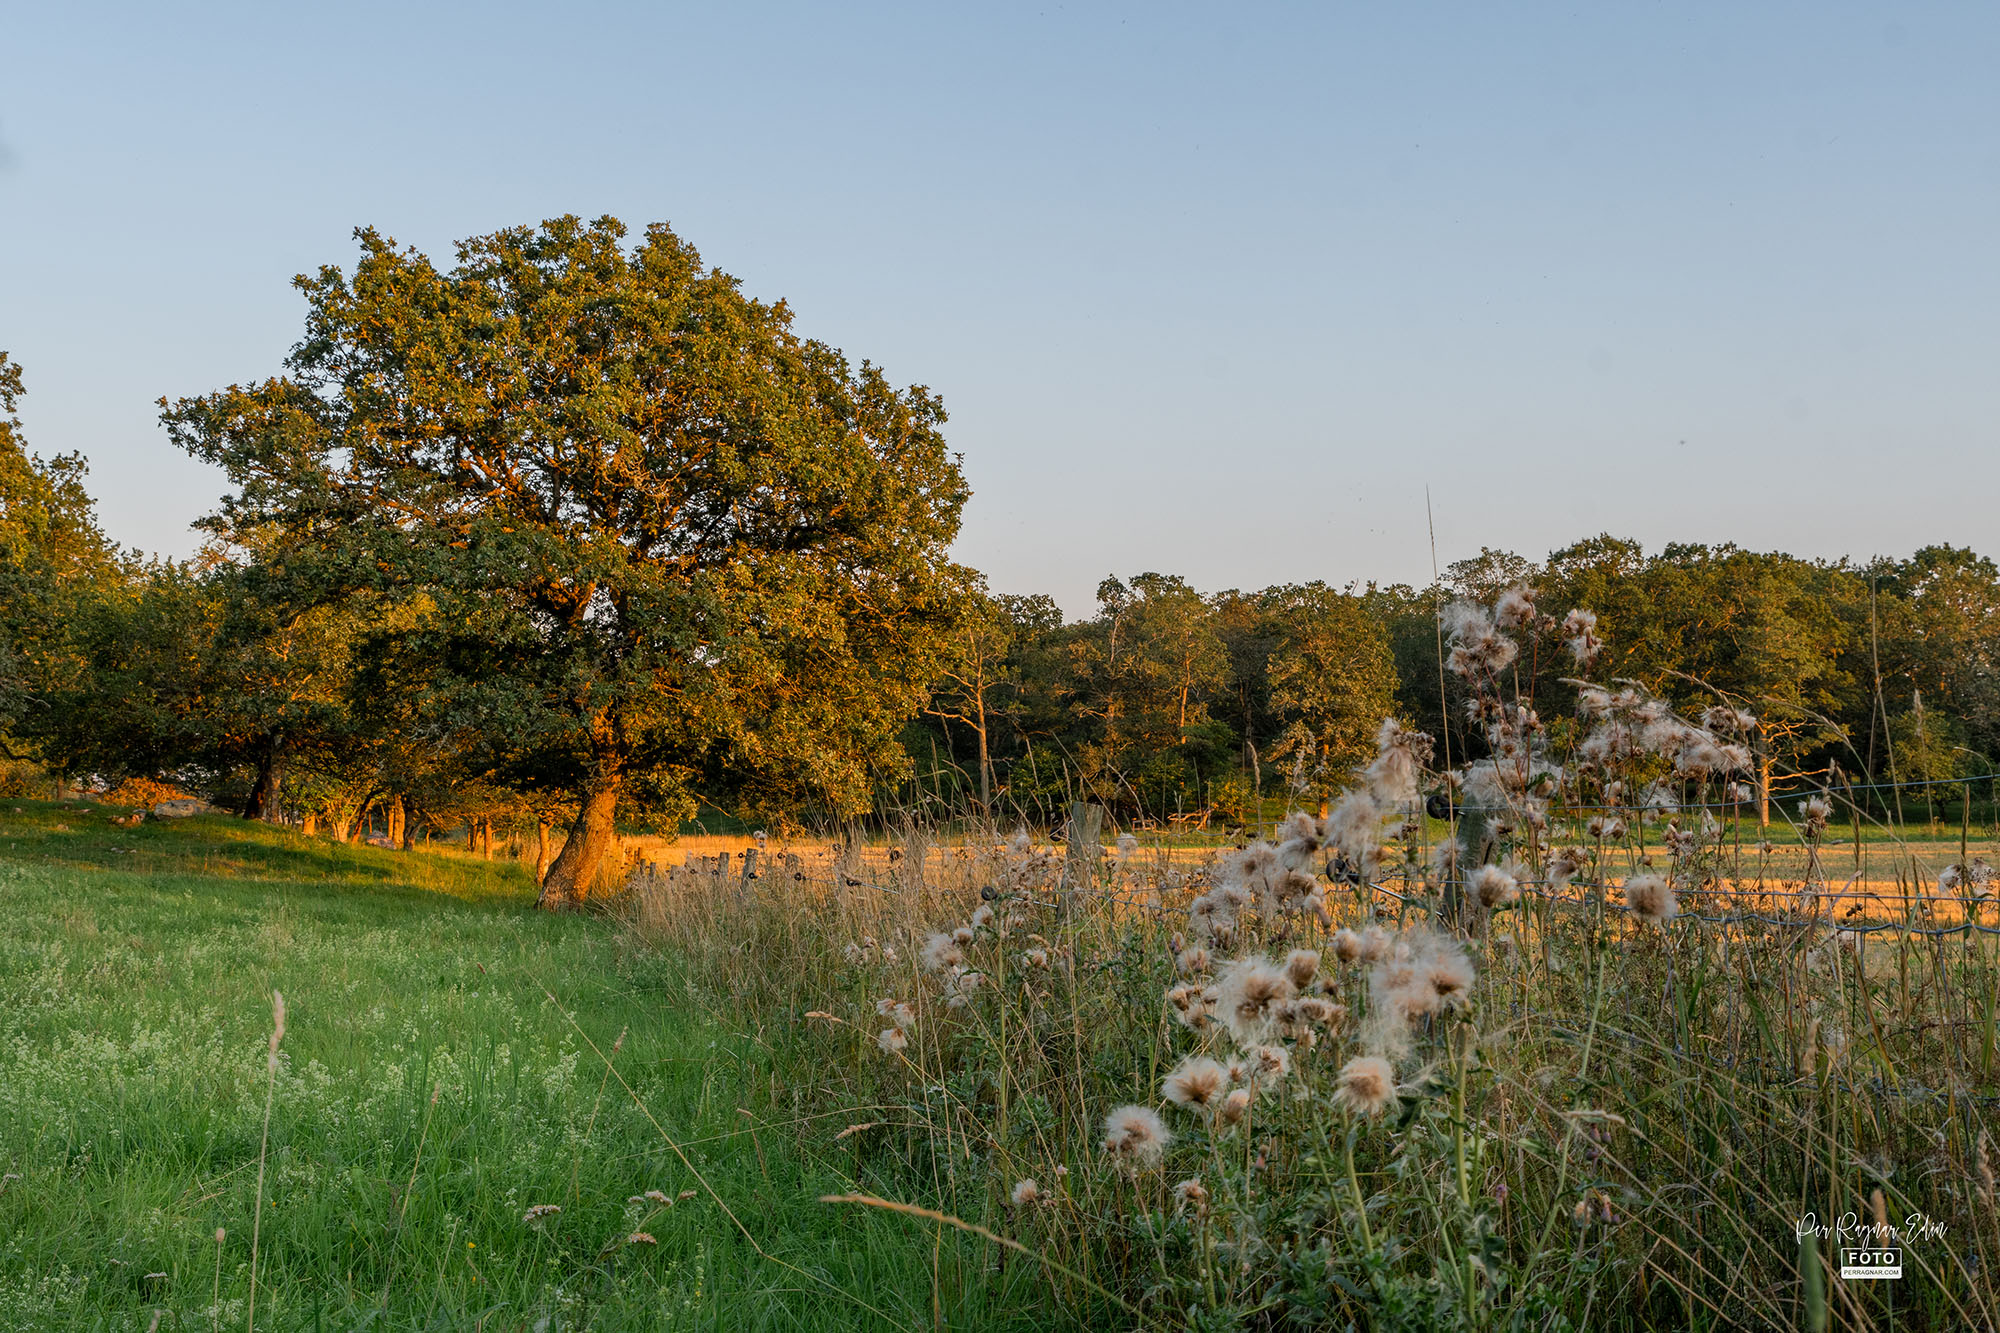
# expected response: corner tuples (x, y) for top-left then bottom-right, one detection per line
(906, 540), (2000, 831)
(3, 217), (1995, 907)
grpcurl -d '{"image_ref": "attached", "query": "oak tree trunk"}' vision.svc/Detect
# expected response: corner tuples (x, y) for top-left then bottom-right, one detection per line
(539, 784), (620, 910)
(243, 743), (284, 822)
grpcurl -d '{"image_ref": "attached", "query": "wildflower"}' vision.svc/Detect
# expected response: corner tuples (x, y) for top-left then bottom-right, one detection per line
(1564, 609), (1604, 666)
(1217, 1087), (1252, 1125)
(1161, 1055), (1230, 1110)
(1573, 1199), (1591, 1228)
(1010, 1178), (1043, 1207)
(1175, 944), (1211, 975)
(1247, 1044), (1291, 1084)
(1283, 948), (1321, 990)
(1325, 788), (1385, 866)
(970, 904), (995, 931)
(1272, 869), (1321, 915)
(1275, 810), (1323, 850)
(1799, 796), (1832, 836)
(1362, 718), (1432, 804)
(1406, 933), (1476, 1013)
(1172, 1177), (1211, 1218)
(1102, 1105), (1171, 1170)
(877, 1027), (907, 1055)
(1443, 601), (1519, 678)
(1548, 850), (1582, 888)
(1331, 928), (1365, 963)
(1290, 995), (1344, 1028)
(1212, 956), (1296, 1043)
(1023, 947), (1050, 968)
(1164, 982), (1212, 1030)
(1702, 706), (1757, 734)
(1188, 889), (1241, 943)
(1430, 836), (1462, 885)
(1494, 584), (1537, 629)
(951, 925), (976, 945)
(630, 1189), (674, 1206)
(1333, 1056), (1400, 1117)
(920, 933), (964, 972)
(1469, 863), (1519, 910)
(1622, 874), (1677, 925)
(523, 1204), (562, 1226)
(876, 996), (909, 1020)
(627, 1232), (657, 1245)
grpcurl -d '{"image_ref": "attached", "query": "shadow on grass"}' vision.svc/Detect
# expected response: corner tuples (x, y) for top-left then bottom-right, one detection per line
(0, 798), (537, 908)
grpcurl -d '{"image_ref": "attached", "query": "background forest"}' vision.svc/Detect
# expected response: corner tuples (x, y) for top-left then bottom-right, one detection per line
(3, 219), (1997, 899)
(7, 331), (1995, 847)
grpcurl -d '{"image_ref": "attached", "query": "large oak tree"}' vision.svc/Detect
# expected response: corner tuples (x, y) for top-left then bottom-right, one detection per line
(165, 217), (972, 906)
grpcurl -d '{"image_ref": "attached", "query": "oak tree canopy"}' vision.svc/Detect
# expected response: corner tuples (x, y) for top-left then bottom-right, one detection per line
(165, 216), (972, 906)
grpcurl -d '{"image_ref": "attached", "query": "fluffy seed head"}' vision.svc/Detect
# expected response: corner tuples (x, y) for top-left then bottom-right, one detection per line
(1217, 1087), (1253, 1125)
(1173, 1177), (1210, 1216)
(1212, 955), (1296, 1043)
(1248, 1043), (1291, 1084)
(1284, 948), (1321, 990)
(1333, 1056), (1400, 1117)
(1161, 1055), (1230, 1110)
(1010, 1178), (1042, 1207)
(1102, 1104), (1172, 1169)
(877, 1027), (908, 1054)
(1469, 863), (1520, 910)
(1622, 874), (1678, 925)
(921, 933), (964, 972)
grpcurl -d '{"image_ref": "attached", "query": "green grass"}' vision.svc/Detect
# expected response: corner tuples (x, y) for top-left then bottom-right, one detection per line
(0, 802), (1064, 1331)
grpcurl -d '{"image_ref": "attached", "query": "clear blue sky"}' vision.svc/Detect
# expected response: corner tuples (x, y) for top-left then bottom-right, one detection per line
(4, 2), (1995, 616)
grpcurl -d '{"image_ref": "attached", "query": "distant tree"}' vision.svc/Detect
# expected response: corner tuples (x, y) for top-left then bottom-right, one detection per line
(1263, 582), (1400, 811)
(36, 555), (364, 818)
(1445, 547), (1535, 604)
(1070, 574), (1232, 814)
(165, 217), (972, 906)
(921, 586), (1067, 815)
(0, 352), (119, 755)
(1212, 589), (1285, 798)
(1869, 546), (2000, 760)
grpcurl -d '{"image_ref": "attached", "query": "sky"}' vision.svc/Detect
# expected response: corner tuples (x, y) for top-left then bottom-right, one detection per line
(3, 2), (1996, 617)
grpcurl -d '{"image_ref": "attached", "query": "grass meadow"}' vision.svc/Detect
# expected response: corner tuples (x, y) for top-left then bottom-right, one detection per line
(0, 803), (1067, 1331)
(629, 818), (2000, 1332)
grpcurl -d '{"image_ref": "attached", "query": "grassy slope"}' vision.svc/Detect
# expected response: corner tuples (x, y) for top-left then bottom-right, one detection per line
(0, 803), (1056, 1331)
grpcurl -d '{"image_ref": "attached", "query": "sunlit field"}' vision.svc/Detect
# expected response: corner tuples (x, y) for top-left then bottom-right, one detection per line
(0, 808), (1072, 1330)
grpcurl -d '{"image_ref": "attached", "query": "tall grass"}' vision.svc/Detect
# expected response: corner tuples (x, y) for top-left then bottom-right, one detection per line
(627, 590), (2000, 1331)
